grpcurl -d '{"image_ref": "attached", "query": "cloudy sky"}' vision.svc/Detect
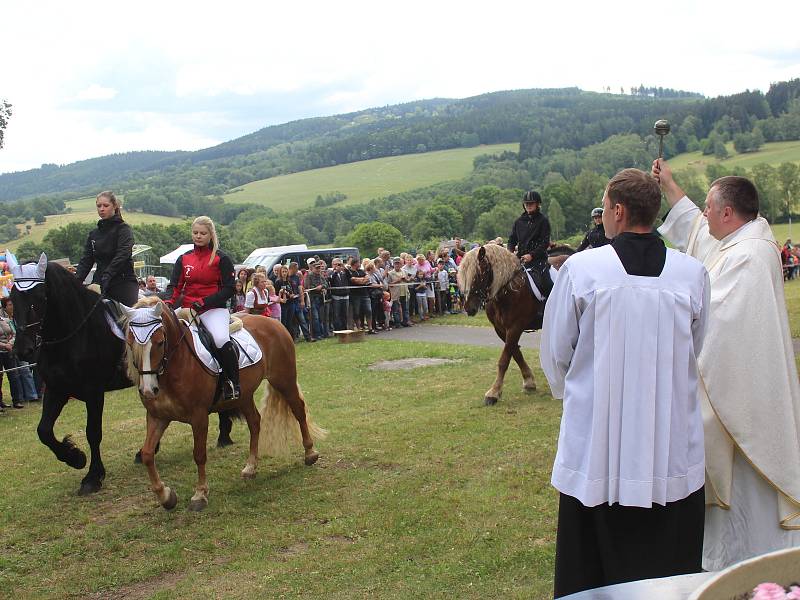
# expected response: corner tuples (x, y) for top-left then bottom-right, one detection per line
(1, 0), (798, 174)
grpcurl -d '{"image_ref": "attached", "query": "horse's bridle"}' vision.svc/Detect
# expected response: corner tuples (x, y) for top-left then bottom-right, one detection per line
(128, 307), (189, 378)
(471, 261), (494, 302)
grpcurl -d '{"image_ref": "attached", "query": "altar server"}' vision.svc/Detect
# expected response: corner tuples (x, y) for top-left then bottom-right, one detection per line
(654, 158), (800, 571)
(541, 168), (710, 597)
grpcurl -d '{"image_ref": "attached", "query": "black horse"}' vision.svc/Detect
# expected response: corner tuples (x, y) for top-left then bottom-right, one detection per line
(9, 255), (234, 495)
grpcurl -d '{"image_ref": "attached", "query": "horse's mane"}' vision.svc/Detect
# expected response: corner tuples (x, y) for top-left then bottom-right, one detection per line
(458, 244), (520, 299)
(124, 296), (164, 382)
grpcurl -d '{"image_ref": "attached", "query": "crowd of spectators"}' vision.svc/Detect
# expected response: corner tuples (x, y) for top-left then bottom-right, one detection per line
(228, 238), (473, 342)
(0, 297), (41, 414)
(782, 239), (800, 280)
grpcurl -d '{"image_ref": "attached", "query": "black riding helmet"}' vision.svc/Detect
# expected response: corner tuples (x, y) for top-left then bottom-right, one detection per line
(522, 190), (542, 209)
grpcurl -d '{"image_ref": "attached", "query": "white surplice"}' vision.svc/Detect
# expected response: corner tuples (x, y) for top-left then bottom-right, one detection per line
(659, 196), (800, 570)
(540, 244), (710, 508)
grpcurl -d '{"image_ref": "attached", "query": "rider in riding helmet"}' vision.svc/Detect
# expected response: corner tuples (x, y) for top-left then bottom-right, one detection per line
(165, 216), (239, 401)
(74, 191), (139, 306)
(576, 207), (611, 252)
(507, 190), (553, 299)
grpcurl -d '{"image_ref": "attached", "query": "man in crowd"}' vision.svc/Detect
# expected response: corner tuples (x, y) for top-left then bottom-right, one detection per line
(576, 207), (611, 251)
(141, 275), (161, 297)
(508, 190), (553, 323)
(387, 256), (411, 327)
(540, 168), (709, 597)
(329, 258), (350, 331)
(348, 256), (371, 330)
(303, 261), (329, 340)
(654, 158), (800, 570)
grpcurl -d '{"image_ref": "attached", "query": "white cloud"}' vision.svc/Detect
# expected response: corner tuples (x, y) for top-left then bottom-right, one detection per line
(1, 0), (799, 174)
(75, 84), (118, 101)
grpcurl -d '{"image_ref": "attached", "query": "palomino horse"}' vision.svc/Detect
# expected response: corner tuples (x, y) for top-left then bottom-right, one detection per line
(458, 244), (569, 405)
(6, 253), (237, 496)
(123, 297), (325, 511)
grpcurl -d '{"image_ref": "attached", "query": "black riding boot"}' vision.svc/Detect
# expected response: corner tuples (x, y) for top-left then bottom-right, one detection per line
(217, 341), (240, 401)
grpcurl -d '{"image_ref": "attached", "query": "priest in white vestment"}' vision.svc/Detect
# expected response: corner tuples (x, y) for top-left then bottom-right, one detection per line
(541, 168), (710, 597)
(654, 159), (800, 572)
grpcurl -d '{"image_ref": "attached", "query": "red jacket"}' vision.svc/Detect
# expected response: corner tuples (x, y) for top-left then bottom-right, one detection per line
(167, 246), (235, 311)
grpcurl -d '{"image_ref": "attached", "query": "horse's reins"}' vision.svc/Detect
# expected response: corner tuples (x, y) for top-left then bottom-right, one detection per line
(14, 277), (105, 349)
(129, 306), (191, 377)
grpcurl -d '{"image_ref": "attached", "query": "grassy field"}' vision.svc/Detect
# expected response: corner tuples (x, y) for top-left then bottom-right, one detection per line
(669, 140), (800, 182)
(0, 339), (559, 599)
(2, 197), (185, 251)
(224, 144), (519, 212)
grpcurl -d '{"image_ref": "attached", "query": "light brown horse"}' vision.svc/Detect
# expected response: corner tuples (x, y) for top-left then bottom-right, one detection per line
(458, 244), (541, 405)
(123, 297), (325, 511)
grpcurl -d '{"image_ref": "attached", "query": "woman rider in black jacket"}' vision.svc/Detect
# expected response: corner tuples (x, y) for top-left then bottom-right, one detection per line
(74, 191), (139, 306)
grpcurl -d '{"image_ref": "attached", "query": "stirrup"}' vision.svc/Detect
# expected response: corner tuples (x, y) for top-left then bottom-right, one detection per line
(223, 380), (240, 401)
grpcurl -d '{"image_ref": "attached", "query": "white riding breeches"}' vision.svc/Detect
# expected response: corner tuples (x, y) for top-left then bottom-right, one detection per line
(198, 308), (230, 347)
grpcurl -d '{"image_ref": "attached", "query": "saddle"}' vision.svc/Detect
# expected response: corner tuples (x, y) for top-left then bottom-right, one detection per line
(173, 307), (243, 368)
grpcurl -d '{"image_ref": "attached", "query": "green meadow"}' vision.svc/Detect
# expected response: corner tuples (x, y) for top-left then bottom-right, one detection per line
(224, 144), (519, 212)
(0, 339), (558, 599)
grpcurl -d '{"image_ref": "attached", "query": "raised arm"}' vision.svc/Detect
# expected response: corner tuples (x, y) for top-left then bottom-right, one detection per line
(652, 159), (686, 208)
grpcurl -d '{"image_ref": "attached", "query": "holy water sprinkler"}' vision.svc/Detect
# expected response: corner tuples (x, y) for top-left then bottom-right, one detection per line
(654, 119), (671, 159)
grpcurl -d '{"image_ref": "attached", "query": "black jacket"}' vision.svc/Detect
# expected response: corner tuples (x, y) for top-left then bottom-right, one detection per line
(74, 215), (137, 289)
(576, 224), (611, 252)
(507, 210), (551, 261)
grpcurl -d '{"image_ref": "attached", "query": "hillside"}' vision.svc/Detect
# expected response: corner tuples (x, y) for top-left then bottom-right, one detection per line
(669, 140), (800, 182)
(224, 143), (518, 211)
(0, 87), (707, 203)
(2, 197), (185, 251)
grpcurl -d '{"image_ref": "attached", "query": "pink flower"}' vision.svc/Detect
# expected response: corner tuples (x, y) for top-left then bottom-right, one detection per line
(753, 583), (788, 600)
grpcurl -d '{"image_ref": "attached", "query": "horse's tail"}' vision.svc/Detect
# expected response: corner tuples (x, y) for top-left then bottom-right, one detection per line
(257, 382), (327, 457)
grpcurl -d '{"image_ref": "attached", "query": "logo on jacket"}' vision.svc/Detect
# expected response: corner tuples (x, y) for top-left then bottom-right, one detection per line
(184, 265), (194, 278)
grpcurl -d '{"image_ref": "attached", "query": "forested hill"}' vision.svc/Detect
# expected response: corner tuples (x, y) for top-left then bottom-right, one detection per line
(0, 86), (705, 202)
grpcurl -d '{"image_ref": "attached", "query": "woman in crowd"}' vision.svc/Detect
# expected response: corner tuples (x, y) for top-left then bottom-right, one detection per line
(244, 272), (270, 316)
(366, 259), (387, 333)
(0, 298), (37, 409)
(230, 279), (247, 313)
(74, 191), (138, 306)
(236, 269), (251, 294)
(165, 216), (239, 401)
(274, 265), (294, 335)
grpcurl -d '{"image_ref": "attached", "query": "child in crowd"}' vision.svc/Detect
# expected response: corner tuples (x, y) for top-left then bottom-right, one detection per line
(382, 291), (392, 330)
(436, 260), (450, 314)
(230, 279), (247, 313)
(414, 269), (429, 321)
(265, 280), (283, 321)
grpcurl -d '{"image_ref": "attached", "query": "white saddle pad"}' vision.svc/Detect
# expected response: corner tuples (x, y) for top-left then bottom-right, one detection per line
(105, 311), (126, 341)
(183, 322), (263, 373)
(524, 266), (559, 301)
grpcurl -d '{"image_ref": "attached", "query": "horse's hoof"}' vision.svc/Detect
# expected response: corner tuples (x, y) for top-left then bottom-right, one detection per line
(304, 451), (320, 466)
(241, 465), (256, 479)
(484, 396), (499, 406)
(217, 436), (234, 448)
(523, 385), (537, 394)
(187, 497), (208, 512)
(162, 487), (178, 511)
(77, 479), (102, 496)
(134, 450), (143, 464)
(66, 450), (87, 470)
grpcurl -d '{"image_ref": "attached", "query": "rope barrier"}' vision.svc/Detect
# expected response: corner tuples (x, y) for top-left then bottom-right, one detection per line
(0, 363), (37, 375)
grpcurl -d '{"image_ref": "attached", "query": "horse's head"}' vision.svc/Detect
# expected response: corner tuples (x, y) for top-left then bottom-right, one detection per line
(123, 299), (168, 399)
(460, 245), (493, 316)
(7, 252), (48, 362)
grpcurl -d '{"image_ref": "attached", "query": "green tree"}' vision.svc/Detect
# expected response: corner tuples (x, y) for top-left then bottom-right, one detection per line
(750, 164), (781, 221)
(777, 162), (800, 219)
(34, 214), (46, 224)
(472, 203), (519, 241)
(42, 222), (94, 262)
(713, 141), (729, 159)
(0, 100), (11, 149)
(547, 199), (566, 240)
(348, 222), (404, 257)
(239, 217), (304, 249)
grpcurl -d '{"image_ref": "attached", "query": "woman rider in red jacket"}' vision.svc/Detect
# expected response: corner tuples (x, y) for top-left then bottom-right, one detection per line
(165, 216), (239, 400)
